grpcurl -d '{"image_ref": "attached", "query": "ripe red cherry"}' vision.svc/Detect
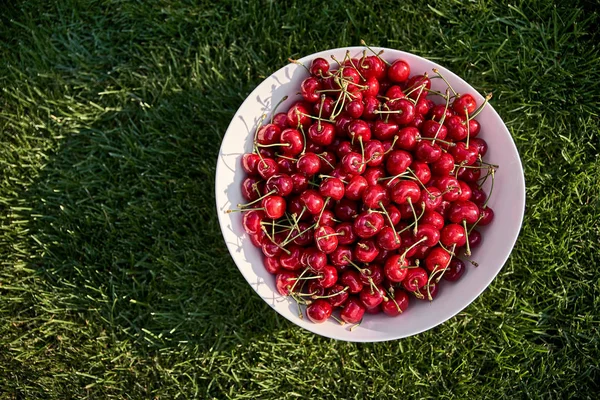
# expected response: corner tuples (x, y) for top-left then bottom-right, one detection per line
(341, 270), (364, 294)
(335, 222), (357, 245)
(376, 226), (401, 251)
(304, 248), (328, 272)
(286, 102), (311, 128)
(363, 77), (380, 97)
(319, 177), (345, 201)
(347, 119), (372, 143)
(329, 245), (352, 268)
(272, 112), (288, 129)
(452, 94), (477, 117)
(373, 120), (399, 141)
(421, 119), (448, 140)
(451, 142), (479, 166)
(469, 229), (482, 249)
(257, 158), (279, 179)
(315, 225), (338, 254)
(317, 265), (338, 288)
(406, 74), (431, 100)
(331, 166), (354, 182)
(305, 279), (325, 297)
(384, 254), (409, 282)
(440, 223), (466, 247)
(416, 282), (439, 301)
(242, 153), (261, 175)
(306, 299), (333, 323)
(300, 77), (322, 103)
(275, 271), (298, 295)
(265, 173), (293, 197)
(279, 244), (304, 271)
(310, 57), (330, 77)
(276, 157), (295, 175)
(388, 59), (410, 82)
(390, 99), (416, 125)
(445, 115), (468, 141)
(342, 152), (366, 175)
(395, 127), (420, 151)
(359, 286), (386, 308)
(334, 114), (353, 137)
(415, 141), (442, 163)
(425, 247), (451, 272)
(478, 206), (495, 226)
(415, 98), (434, 116)
(386, 150), (413, 176)
(457, 165), (481, 183)
(241, 177), (263, 201)
(421, 210), (445, 230)
(363, 167), (385, 186)
(430, 104), (454, 122)
(313, 210), (335, 228)
(362, 184), (390, 209)
(242, 210), (265, 235)
(444, 258), (466, 282)
(362, 96), (380, 120)
(262, 195), (286, 219)
(313, 96), (335, 119)
(256, 124), (282, 145)
(436, 176), (461, 201)
(359, 55), (386, 80)
(296, 152), (321, 176)
(300, 189), (325, 215)
(341, 297), (366, 324)
(382, 290), (410, 316)
(290, 173), (309, 194)
(264, 256), (281, 275)
(280, 129), (304, 156)
(355, 238), (380, 263)
(420, 186), (442, 211)
(335, 198), (359, 221)
(428, 154), (453, 177)
(353, 211), (385, 238)
(345, 175), (368, 201)
(402, 267), (428, 292)
(391, 180), (420, 205)
(308, 122), (335, 146)
(448, 200), (480, 224)
(470, 137), (488, 156)
(415, 223), (441, 247)
(364, 140), (385, 167)
(470, 186), (487, 205)
(318, 151), (336, 174)
(457, 181), (473, 201)
(411, 161), (432, 185)
(359, 264), (385, 285)
(327, 284), (350, 307)
(409, 113), (425, 129)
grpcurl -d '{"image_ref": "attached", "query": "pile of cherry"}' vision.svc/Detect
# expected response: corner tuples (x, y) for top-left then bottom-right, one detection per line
(232, 48), (496, 327)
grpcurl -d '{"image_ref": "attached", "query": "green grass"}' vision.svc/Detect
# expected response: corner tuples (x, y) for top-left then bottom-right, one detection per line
(1, 0), (599, 398)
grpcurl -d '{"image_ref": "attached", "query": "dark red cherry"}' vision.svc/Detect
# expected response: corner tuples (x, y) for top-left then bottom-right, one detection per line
(440, 223), (466, 247)
(452, 94), (477, 117)
(306, 299), (332, 323)
(388, 59), (410, 82)
(341, 297), (366, 324)
(265, 173), (294, 197)
(424, 246), (451, 272)
(345, 175), (369, 201)
(242, 153), (261, 175)
(444, 258), (466, 282)
(300, 77), (322, 103)
(381, 290), (410, 316)
(402, 267), (428, 292)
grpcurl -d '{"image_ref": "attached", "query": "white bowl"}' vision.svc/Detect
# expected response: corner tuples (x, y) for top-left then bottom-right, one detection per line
(215, 46), (525, 342)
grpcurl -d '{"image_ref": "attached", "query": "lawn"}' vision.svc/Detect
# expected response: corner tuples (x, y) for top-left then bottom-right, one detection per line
(1, 0), (599, 398)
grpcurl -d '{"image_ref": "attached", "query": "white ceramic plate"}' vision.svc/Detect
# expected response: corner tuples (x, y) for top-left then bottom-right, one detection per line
(215, 47), (525, 342)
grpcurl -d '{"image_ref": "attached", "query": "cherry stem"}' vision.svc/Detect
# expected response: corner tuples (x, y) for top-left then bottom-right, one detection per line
(299, 123), (307, 155)
(346, 51), (366, 80)
(318, 232), (345, 240)
(255, 142), (290, 148)
(288, 58), (310, 73)
(423, 87), (451, 99)
(270, 96), (289, 124)
(349, 321), (362, 331)
(407, 168), (434, 198)
(330, 314), (346, 326)
(281, 216), (313, 248)
(482, 168), (496, 209)
(310, 286), (349, 299)
(419, 136), (456, 147)
(315, 197), (330, 228)
(465, 106), (471, 148)
(315, 153), (335, 170)
(407, 198), (418, 235)
(343, 256), (368, 274)
(236, 189), (276, 208)
(386, 288), (403, 313)
(432, 68), (458, 97)
(317, 95), (326, 130)
(435, 244), (457, 283)
(384, 136), (399, 154)
(396, 206), (426, 236)
(319, 174), (348, 184)
(360, 39), (391, 66)
(379, 202), (400, 243)
(468, 93), (493, 121)
(299, 112), (335, 124)
(226, 206), (264, 214)
(432, 88), (451, 144)
(400, 236), (427, 262)
(260, 225), (291, 255)
(288, 267), (310, 294)
(378, 171), (410, 181)
(463, 219), (472, 256)
(468, 215), (483, 235)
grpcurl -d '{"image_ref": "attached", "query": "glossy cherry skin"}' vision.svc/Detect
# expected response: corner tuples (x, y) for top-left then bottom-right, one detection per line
(257, 158), (279, 180)
(347, 119), (372, 143)
(300, 190), (325, 215)
(402, 267), (429, 292)
(310, 57), (330, 76)
(272, 112), (288, 129)
(335, 198), (359, 221)
(388, 59), (410, 82)
(341, 297), (366, 324)
(363, 77), (380, 97)
(319, 177), (345, 201)
(334, 114), (353, 137)
(291, 173), (309, 194)
(280, 129), (304, 156)
(415, 141), (442, 163)
(471, 186), (487, 205)
(313, 210), (336, 228)
(445, 115), (468, 141)
(296, 152), (321, 177)
(275, 271), (298, 295)
(386, 85), (405, 100)
(262, 195), (286, 219)
(286, 102), (311, 128)
(421, 119), (448, 140)
(344, 175), (368, 201)
(469, 229), (482, 249)
(395, 127), (420, 151)
(327, 284), (350, 307)
(373, 120), (400, 141)
(470, 137), (488, 156)
(354, 238), (380, 263)
(306, 299), (333, 323)
(313, 96), (335, 119)
(414, 223), (441, 247)
(457, 181), (473, 201)
(457, 166), (481, 183)
(242, 153), (261, 175)
(279, 244), (304, 271)
(452, 94), (477, 117)
(304, 248), (328, 272)
(375, 226), (401, 251)
(359, 286), (386, 308)
(440, 223), (467, 247)
(300, 77), (322, 103)
(242, 210), (265, 235)
(329, 245), (353, 268)
(363, 167), (386, 187)
(250, 230), (266, 248)
(265, 173), (293, 197)
(364, 140), (385, 167)
(317, 265), (338, 288)
(358, 55), (386, 80)
(256, 124), (282, 145)
(241, 177), (263, 201)
(359, 264), (385, 286)
(362, 184), (390, 209)
(406, 74), (431, 101)
(341, 270), (364, 294)
(421, 210), (445, 231)
(384, 254), (409, 282)
(444, 258), (466, 282)
(342, 152), (366, 175)
(451, 142), (479, 166)
(353, 211), (385, 238)
(381, 290), (410, 316)
(411, 161), (432, 185)
(264, 256), (281, 275)
(420, 186), (442, 211)
(436, 176), (461, 202)
(391, 180), (421, 205)
(448, 200), (480, 224)
(332, 222), (355, 245)
(308, 121), (335, 146)
(315, 225), (338, 254)
(425, 246), (451, 272)
(386, 150), (413, 176)
(416, 282), (439, 301)
(478, 206), (495, 226)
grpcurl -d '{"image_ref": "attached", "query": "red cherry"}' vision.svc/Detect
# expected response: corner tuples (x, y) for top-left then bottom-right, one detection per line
(335, 222), (357, 245)
(308, 122), (335, 146)
(415, 141), (442, 163)
(452, 94), (477, 117)
(342, 152), (366, 175)
(388, 59), (410, 82)
(258, 147), (276, 158)
(242, 153), (261, 175)
(331, 166), (354, 182)
(424, 246), (451, 272)
(354, 238), (380, 263)
(359, 264), (385, 285)
(411, 161), (432, 185)
(391, 180), (420, 205)
(430, 152), (455, 176)
(353, 211), (385, 238)
(279, 244), (304, 271)
(264, 256), (281, 275)
(359, 286), (385, 308)
(384, 255), (409, 282)
(468, 118), (481, 137)
(319, 177), (345, 201)
(300, 77), (322, 103)
(317, 265), (338, 288)
(416, 282), (439, 301)
(241, 177), (263, 201)
(364, 140), (385, 167)
(265, 173), (293, 197)
(347, 119), (372, 143)
(373, 120), (399, 141)
(306, 280), (326, 297)
(415, 223), (440, 247)
(313, 209), (336, 228)
(329, 245), (353, 268)
(287, 197), (310, 220)
(275, 271), (298, 296)
(386, 85), (406, 100)
(415, 98), (434, 116)
(448, 200), (480, 224)
(419, 187), (442, 211)
(318, 151), (337, 174)
(362, 184), (390, 209)
(262, 195), (286, 219)
(451, 142), (479, 166)
(420, 119), (448, 140)
(290, 173), (309, 194)
(436, 176), (461, 201)
(386, 150), (413, 176)
(310, 57), (330, 77)
(395, 127), (420, 151)
(444, 258), (466, 282)
(334, 198), (359, 221)
(457, 181), (472, 201)
(306, 299), (333, 323)
(445, 115), (468, 141)
(334, 114), (353, 137)
(361, 96), (380, 120)
(470, 185), (487, 205)
(381, 290), (410, 316)
(256, 124), (282, 145)
(272, 112), (288, 129)
(406, 75), (431, 100)
(296, 152), (321, 176)
(257, 158), (279, 179)
(341, 297), (366, 324)
(358, 55), (386, 80)
(314, 225), (338, 254)
(344, 175), (368, 201)
(478, 206), (495, 226)
(286, 102), (311, 128)
(430, 104), (454, 122)
(402, 267), (428, 292)
(440, 223), (466, 247)
(345, 100), (364, 119)
(300, 189), (325, 215)
(292, 222), (314, 246)
(469, 229), (482, 249)
(409, 113), (425, 129)
(242, 210), (265, 235)
(280, 129), (304, 156)
(327, 284), (350, 307)
(390, 99), (416, 125)
(421, 210), (445, 230)
(341, 270), (364, 294)
(313, 96), (335, 119)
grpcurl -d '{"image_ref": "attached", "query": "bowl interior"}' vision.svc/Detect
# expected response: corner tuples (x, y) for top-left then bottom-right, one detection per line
(215, 47), (525, 342)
